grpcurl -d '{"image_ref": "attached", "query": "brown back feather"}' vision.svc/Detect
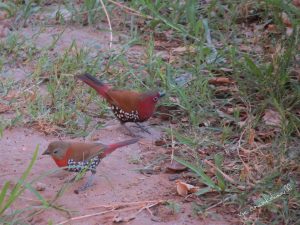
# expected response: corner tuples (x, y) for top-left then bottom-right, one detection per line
(67, 143), (107, 162)
(106, 90), (141, 112)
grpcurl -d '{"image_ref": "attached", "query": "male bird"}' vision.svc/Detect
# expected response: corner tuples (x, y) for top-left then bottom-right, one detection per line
(42, 138), (139, 192)
(76, 73), (165, 135)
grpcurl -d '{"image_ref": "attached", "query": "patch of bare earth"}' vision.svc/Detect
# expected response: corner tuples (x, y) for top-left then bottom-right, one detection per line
(0, 127), (232, 224)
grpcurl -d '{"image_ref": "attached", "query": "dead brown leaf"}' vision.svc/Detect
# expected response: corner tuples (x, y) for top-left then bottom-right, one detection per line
(33, 120), (59, 135)
(239, 44), (252, 52)
(281, 12), (292, 27)
(166, 161), (187, 172)
(266, 24), (279, 33)
(171, 46), (196, 55)
(175, 180), (199, 196)
(263, 109), (281, 127)
(292, 0), (300, 8)
(154, 139), (166, 146)
(113, 214), (135, 223)
(239, 164), (250, 182)
(0, 103), (10, 113)
(208, 77), (234, 85)
(257, 129), (276, 141)
(3, 90), (19, 101)
(248, 128), (255, 146)
(0, 11), (8, 20)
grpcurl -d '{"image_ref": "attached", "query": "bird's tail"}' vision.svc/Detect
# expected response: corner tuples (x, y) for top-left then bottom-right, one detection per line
(101, 138), (139, 158)
(76, 73), (110, 98)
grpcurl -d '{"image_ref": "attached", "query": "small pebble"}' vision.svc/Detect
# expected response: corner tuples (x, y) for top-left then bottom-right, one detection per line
(168, 174), (180, 181)
(34, 182), (46, 191)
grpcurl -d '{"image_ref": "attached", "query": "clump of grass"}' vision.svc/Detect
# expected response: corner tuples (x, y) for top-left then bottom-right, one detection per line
(122, 0), (300, 223)
(0, 146), (47, 224)
(0, 0), (299, 223)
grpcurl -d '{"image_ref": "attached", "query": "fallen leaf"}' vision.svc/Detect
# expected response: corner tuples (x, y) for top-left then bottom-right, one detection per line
(223, 106), (246, 114)
(286, 27), (293, 36)
(166, 161), (187, 172)
(113, 214), (135, 223)
(263, 109), (281, 127)
(0, 103), (10, 113)
(174, 73), (193, 86)
(293, 0), (300, 7)
(208, 77), (233, 85)
(248, 129), (255, 146)
(154, 139), (166, 146)
(266, 24), (278, 33)
(34, 182), (46, 192)
(181, 117), (189, 123)
(3, 90), (19, 101)
(257, 129), (276, 141)
(0, 11), (8, 20)
(175, 180), (199, 196)
(171, 46), (196, 55)
(281, 12), (292, 27)
(156, 104), (178, 121)
(239, 45), (252, 52)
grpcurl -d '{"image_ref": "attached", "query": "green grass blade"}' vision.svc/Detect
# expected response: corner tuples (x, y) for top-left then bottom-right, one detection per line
(174, 156), (221, 191)
(24, 183), (49, 207)
(214, 154), (226, 191)
(166, 129), (197, 147)
(0, 182), (10, 211)
(0, 145), (39, 215)
(244, 55), (262, 77)
(195, 187), (212, 196)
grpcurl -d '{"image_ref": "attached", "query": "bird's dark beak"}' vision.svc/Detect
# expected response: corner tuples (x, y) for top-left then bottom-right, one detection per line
(158, 91), (165, 98)
(42, 148), (50, 155)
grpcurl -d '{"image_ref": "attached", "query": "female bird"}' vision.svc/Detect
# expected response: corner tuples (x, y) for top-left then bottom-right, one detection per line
(43, 138), (139, 192)
(76, 73), (165, 135)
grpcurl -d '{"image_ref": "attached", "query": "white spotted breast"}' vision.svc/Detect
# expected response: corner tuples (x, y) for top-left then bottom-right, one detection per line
(67, 156), (101, 172)
(111, 104), (139, 122)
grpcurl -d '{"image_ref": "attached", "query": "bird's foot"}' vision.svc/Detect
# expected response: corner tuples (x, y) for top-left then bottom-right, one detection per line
(74, 173), (95, 194)
(121, 124), (141, 137)
(65, 175), (77, 184)
(133, 123), (151, 134)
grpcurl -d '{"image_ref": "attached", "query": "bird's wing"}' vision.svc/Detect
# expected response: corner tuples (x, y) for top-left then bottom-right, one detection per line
(68, 143), (107, 162)
(106, 90), (141, 112)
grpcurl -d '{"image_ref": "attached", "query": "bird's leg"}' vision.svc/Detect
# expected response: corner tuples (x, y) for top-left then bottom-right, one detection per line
(65, 173), (84, 184)
(133, 123), (151, 134)
(66, 175), (77, 183)
(75, 171), (96, 193)
(120, 123), (138, 137)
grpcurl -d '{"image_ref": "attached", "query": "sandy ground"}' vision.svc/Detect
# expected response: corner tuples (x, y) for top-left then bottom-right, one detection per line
(0, 13), (236, 224)
(0, 125), (233, 224)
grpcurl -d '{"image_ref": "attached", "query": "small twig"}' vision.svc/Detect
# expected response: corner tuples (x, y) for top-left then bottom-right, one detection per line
(145, 206), (153, 217)
(57, 208), (116, 225)
(170, 125), (175, 163)
(57, 200), (165, 225)
(22, 80), (44, 93)
(237, 128), (248, 167)
(18, 196), (42, 203)
(132, 202), (161, 218)
(107, 0), (153, 19)
(204, 160), (236, 184)
(58, 202), (162, 225)
(0, 172), (23, 177)
(205, 199), (224, 211)
(99, 0), (113, 49)
(88, 199), (165, 209)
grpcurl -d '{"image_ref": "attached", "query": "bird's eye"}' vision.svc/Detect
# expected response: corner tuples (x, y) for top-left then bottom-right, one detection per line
(53, 149), (58, 154)
(153, 97), (158, 102)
